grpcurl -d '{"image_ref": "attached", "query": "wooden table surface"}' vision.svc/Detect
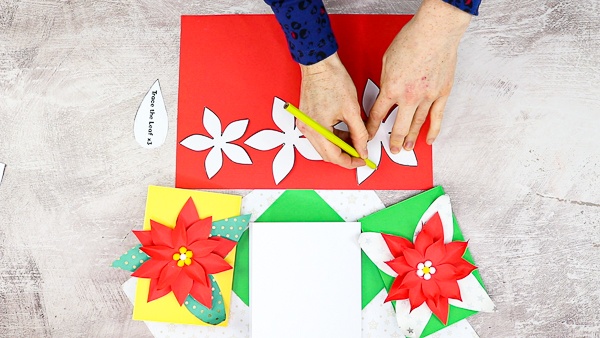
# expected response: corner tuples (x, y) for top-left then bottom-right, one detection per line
(1, 1), (599, 337)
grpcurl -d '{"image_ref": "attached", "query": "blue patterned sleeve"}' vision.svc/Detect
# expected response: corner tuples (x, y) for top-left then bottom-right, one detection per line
(442, 0), (481, 15)
(264, 0), (338, 65)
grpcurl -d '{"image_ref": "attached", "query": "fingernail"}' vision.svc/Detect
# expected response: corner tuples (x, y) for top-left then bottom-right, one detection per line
(362, 147), (368, 159)
(426, 138), (434, 145)
(390, 146), (400, 154)
(404, 141), (414, 150)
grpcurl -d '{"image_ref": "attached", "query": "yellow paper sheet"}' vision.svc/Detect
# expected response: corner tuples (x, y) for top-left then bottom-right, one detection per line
(132, 186), (242, 326)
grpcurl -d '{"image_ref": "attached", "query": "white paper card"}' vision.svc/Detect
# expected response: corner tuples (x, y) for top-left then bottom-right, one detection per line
(250, 222), (362, 338)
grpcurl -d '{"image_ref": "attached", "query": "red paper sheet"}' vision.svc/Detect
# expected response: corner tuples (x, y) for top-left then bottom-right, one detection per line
(176, 14), (433, 189)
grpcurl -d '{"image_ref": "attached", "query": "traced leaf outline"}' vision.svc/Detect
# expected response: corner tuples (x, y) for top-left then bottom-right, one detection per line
(338, 79), (418, 184)
(180, 107), (252, 179)
(244, 97), (322, 185)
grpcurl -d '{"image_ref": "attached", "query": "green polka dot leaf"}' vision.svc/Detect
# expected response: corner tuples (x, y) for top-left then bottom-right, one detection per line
(111, 244), (150, 272)
(184, 275), (226, 325)
(210, 214), (251, 242)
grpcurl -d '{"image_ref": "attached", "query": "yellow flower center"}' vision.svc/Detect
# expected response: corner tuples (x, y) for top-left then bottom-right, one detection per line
(422, 266), (430, 274)
(172, 246), (194, 267)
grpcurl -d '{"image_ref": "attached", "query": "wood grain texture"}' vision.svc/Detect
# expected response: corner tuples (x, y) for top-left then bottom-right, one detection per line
(0, 0), (598, 337)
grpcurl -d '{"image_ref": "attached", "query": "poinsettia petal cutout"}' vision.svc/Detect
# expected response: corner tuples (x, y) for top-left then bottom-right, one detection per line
(132, 259), (169, 278)
(187, 218), (213, 244)
(272, 97), (294, 132)
(172, 271), (194, 305)
(189, 279), (213, 308)
(222, 143), (252, 165)
(184, 262), (208, 285)
(150, 220), (173, 247)
(176, 198), (200, 230)
(210, 237), (238, 258)
(448, 274), (495, 312)
(295, 138), (323, 161)
(357, 138), (383, 184)
(200, 253), (233, 274)
(362, 79), (379, 115)
(147, 278), (172, 302)
(358, 79), (418, 184)
(187, 239), (221, 258)
(245, 97), (323, 184)
(203, 107), (222, 139)
(222, 119), (249, 141)
(205, 147), (223, 179)
(358, 232), (397, 277)
(272, 143), (295, 185)
(132, 230), (153, 247)
(413, 194), (454, 243)
(180, 134), (214, 151)
(185, 275), (227, 325)
(394, 300), (432, 337)
(181, 107), (252, 179)
(245, 129), (286, 151)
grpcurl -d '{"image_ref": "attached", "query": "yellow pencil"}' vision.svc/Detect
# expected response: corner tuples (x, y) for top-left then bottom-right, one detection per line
(284, 102), (377, 170)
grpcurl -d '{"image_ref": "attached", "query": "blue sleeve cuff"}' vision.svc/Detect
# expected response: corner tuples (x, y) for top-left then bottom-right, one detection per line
(264, 0), (338, 65)
(442, 0), (481, 15)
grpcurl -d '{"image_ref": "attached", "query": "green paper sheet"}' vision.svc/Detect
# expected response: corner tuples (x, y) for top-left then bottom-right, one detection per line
(360, 186), (485, 337)
(233, 190), (344, 305)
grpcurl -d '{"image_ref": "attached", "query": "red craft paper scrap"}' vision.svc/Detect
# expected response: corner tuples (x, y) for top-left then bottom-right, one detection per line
(176, 14), (432, 189)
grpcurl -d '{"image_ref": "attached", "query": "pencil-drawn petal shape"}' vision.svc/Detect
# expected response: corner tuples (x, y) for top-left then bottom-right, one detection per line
(222, 143), (252, 165)
(180, 134), (214, 151)
(245, 130), (285, 151)
(362, 78), (379, 116)
(357, 138), (383, 184)
(295, 138), (322, 161)
(273, 143), (295, 185)
(203, 107), (222, 139)
(222, 119), (249, 142)
(272, 97), (295, 132)
(205, 147), (223, 179)
(387, 149), (418, 167)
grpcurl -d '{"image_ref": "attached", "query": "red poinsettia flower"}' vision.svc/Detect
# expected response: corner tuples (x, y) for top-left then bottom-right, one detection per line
(131, 198), (237, 308)
(383, 212), (477, 324)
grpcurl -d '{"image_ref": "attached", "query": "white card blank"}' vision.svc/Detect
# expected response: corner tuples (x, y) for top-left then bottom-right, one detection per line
(250, 222), (362, 338)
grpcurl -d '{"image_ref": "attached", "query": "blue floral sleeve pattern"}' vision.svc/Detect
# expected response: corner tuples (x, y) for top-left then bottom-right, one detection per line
(442, 0), (481, 15)
(264, 0), (338, 65)
(264, 0), (481, 65)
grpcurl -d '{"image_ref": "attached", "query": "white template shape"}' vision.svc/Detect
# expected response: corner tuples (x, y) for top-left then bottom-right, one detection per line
(343, 79), (418, 184)
(250, 222), (362, 338)
(180, 107), (252, 178)
(245, 97), (322, 185)
(134, 79), (168, 149)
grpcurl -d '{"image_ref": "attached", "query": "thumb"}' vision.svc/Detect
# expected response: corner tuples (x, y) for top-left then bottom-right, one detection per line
(343, 105), (369, 159)
(366, 94), (394, 140)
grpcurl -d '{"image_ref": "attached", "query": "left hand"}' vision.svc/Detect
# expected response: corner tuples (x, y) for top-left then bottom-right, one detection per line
(366, 0), (472, 153)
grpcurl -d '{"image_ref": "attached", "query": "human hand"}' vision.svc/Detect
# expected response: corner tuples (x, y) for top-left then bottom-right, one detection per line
(366, 0), (471, 153)
(297, 52), (368, 169)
